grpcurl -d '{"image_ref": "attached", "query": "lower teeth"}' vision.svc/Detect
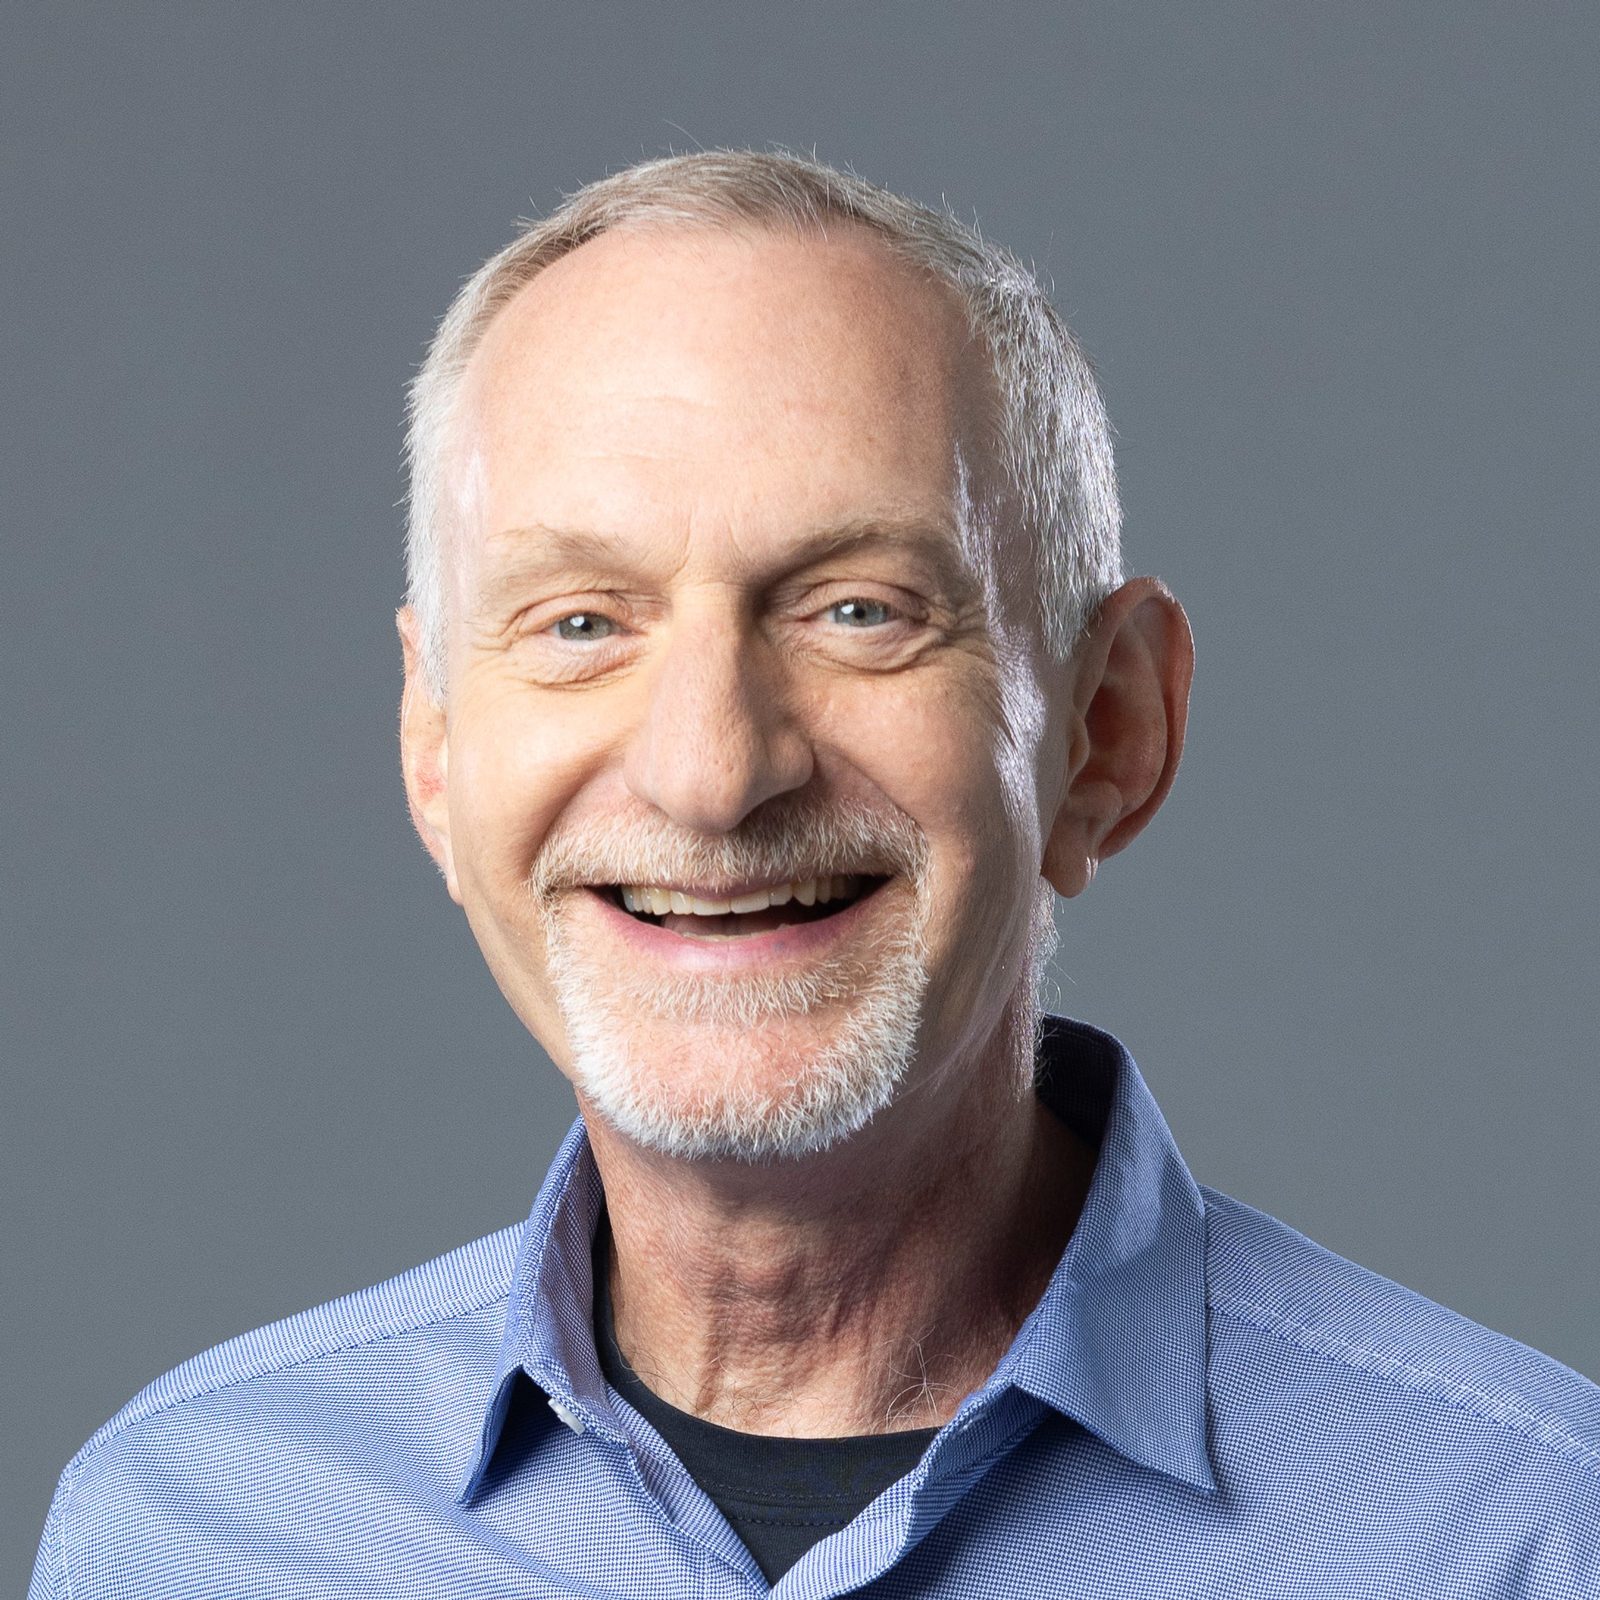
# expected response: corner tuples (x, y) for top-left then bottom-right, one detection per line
(616, 882), (878, 934)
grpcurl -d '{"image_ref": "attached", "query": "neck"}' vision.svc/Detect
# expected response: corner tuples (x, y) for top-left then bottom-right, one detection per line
(580, 1029), (1097, 1437)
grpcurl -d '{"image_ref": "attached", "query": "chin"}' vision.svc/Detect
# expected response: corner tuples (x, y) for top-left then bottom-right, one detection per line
(548, 936), (933, 1165)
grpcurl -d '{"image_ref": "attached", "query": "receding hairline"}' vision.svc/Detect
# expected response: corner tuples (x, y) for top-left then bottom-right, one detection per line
(438, 213), (1012, 554)
(448, 212), (1001, 450)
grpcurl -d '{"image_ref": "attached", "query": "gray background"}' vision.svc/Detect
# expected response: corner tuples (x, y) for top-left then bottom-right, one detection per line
(4, 2), (1596, 1584)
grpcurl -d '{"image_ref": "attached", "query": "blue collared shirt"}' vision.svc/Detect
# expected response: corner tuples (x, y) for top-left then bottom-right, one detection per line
(30, 1017), (1600, 1597)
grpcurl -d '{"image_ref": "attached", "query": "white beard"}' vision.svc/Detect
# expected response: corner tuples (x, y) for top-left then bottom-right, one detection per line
(540, 878), (934, 1163)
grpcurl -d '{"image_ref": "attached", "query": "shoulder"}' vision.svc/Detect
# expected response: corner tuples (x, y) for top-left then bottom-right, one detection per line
(1201, 1185), (1600, 1487)
(72, 1220), (522, 1465)
(36, 1222), (522, 1588)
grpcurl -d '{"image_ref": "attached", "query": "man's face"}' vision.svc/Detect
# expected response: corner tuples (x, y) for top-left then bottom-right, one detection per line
(406, 223), (1064, 1162)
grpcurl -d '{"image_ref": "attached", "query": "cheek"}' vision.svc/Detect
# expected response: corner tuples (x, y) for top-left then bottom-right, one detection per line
(821, 674), (1024, 888)
(446, 691), (598, 896)
(853, 675), (1046, 1036)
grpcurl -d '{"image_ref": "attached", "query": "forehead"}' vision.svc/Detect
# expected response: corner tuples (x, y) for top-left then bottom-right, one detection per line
(451, 222), (996, 578)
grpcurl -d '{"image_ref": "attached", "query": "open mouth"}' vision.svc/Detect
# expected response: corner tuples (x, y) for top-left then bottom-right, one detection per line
(596, 874), (890, 940)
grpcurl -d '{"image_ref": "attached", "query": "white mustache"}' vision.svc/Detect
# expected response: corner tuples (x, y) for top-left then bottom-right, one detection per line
(529, 796), (927, 900)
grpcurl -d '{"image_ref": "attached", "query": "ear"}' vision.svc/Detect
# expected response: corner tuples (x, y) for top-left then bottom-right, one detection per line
(396, 607), (462, 904)
(1042, 577), (1194, 898)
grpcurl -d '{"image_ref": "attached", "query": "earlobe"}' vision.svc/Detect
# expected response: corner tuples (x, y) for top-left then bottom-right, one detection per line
(396, 608), (462, 904)
(1041, 578), (1194, 897)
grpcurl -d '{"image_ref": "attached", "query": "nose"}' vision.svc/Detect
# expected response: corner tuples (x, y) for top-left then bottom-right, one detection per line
(623, 610), (814, 834)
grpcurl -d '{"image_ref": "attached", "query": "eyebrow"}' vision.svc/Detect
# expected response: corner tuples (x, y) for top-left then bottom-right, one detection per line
(476, 517), (981, 600)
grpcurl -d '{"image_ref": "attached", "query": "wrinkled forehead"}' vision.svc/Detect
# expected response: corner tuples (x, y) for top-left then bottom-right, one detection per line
(446, 221), (1021, 604)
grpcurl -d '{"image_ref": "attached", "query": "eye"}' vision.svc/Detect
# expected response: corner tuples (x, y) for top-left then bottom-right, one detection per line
(827, 597), (895, 628)
(550, 612), (619, 643)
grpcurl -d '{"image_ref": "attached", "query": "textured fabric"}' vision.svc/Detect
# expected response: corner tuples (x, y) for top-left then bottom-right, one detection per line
(29, 1016), (1600, 1597)
(593, 1216), (940, 1581)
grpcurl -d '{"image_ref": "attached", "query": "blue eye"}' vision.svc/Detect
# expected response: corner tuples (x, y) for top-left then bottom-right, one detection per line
(829, 598), (892, 627)
(552, 613), (617, 642)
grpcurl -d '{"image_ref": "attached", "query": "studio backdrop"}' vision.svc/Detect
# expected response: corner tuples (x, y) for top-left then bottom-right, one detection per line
(4, 5), (1596, 1593)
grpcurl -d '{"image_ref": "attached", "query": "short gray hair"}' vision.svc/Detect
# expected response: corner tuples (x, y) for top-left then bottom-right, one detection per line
(403, 149), (1123, 698)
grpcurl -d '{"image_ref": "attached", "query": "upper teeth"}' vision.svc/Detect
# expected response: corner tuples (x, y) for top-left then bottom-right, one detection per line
(619, 875), (863, 917)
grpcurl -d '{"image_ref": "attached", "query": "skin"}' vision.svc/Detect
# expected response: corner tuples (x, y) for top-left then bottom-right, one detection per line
(397, 222), (1194, 1436)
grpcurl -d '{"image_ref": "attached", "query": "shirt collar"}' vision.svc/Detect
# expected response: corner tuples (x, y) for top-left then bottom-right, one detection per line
(1002, 1015), (1216, 1493)
(456, 1014), (1215, 1501)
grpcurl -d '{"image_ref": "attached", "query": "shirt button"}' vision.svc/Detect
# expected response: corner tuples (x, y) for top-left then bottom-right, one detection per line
(548, 1398), (586, 1435)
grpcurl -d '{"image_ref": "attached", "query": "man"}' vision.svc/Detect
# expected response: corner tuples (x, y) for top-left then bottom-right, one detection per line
(31, 150), (1599, 1597)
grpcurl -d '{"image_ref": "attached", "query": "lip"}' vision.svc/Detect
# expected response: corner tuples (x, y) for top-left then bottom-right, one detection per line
(570, 879), (894, 973)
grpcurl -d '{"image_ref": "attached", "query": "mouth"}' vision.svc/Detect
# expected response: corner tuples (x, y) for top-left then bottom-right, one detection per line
(591, 873), (892, 941)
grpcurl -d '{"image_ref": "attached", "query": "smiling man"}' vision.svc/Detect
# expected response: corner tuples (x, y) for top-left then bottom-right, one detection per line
(32, 151), (1600, 1598)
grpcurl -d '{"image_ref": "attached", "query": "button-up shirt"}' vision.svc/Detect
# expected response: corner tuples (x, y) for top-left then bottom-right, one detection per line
(30, 1017), (1600, 1597)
